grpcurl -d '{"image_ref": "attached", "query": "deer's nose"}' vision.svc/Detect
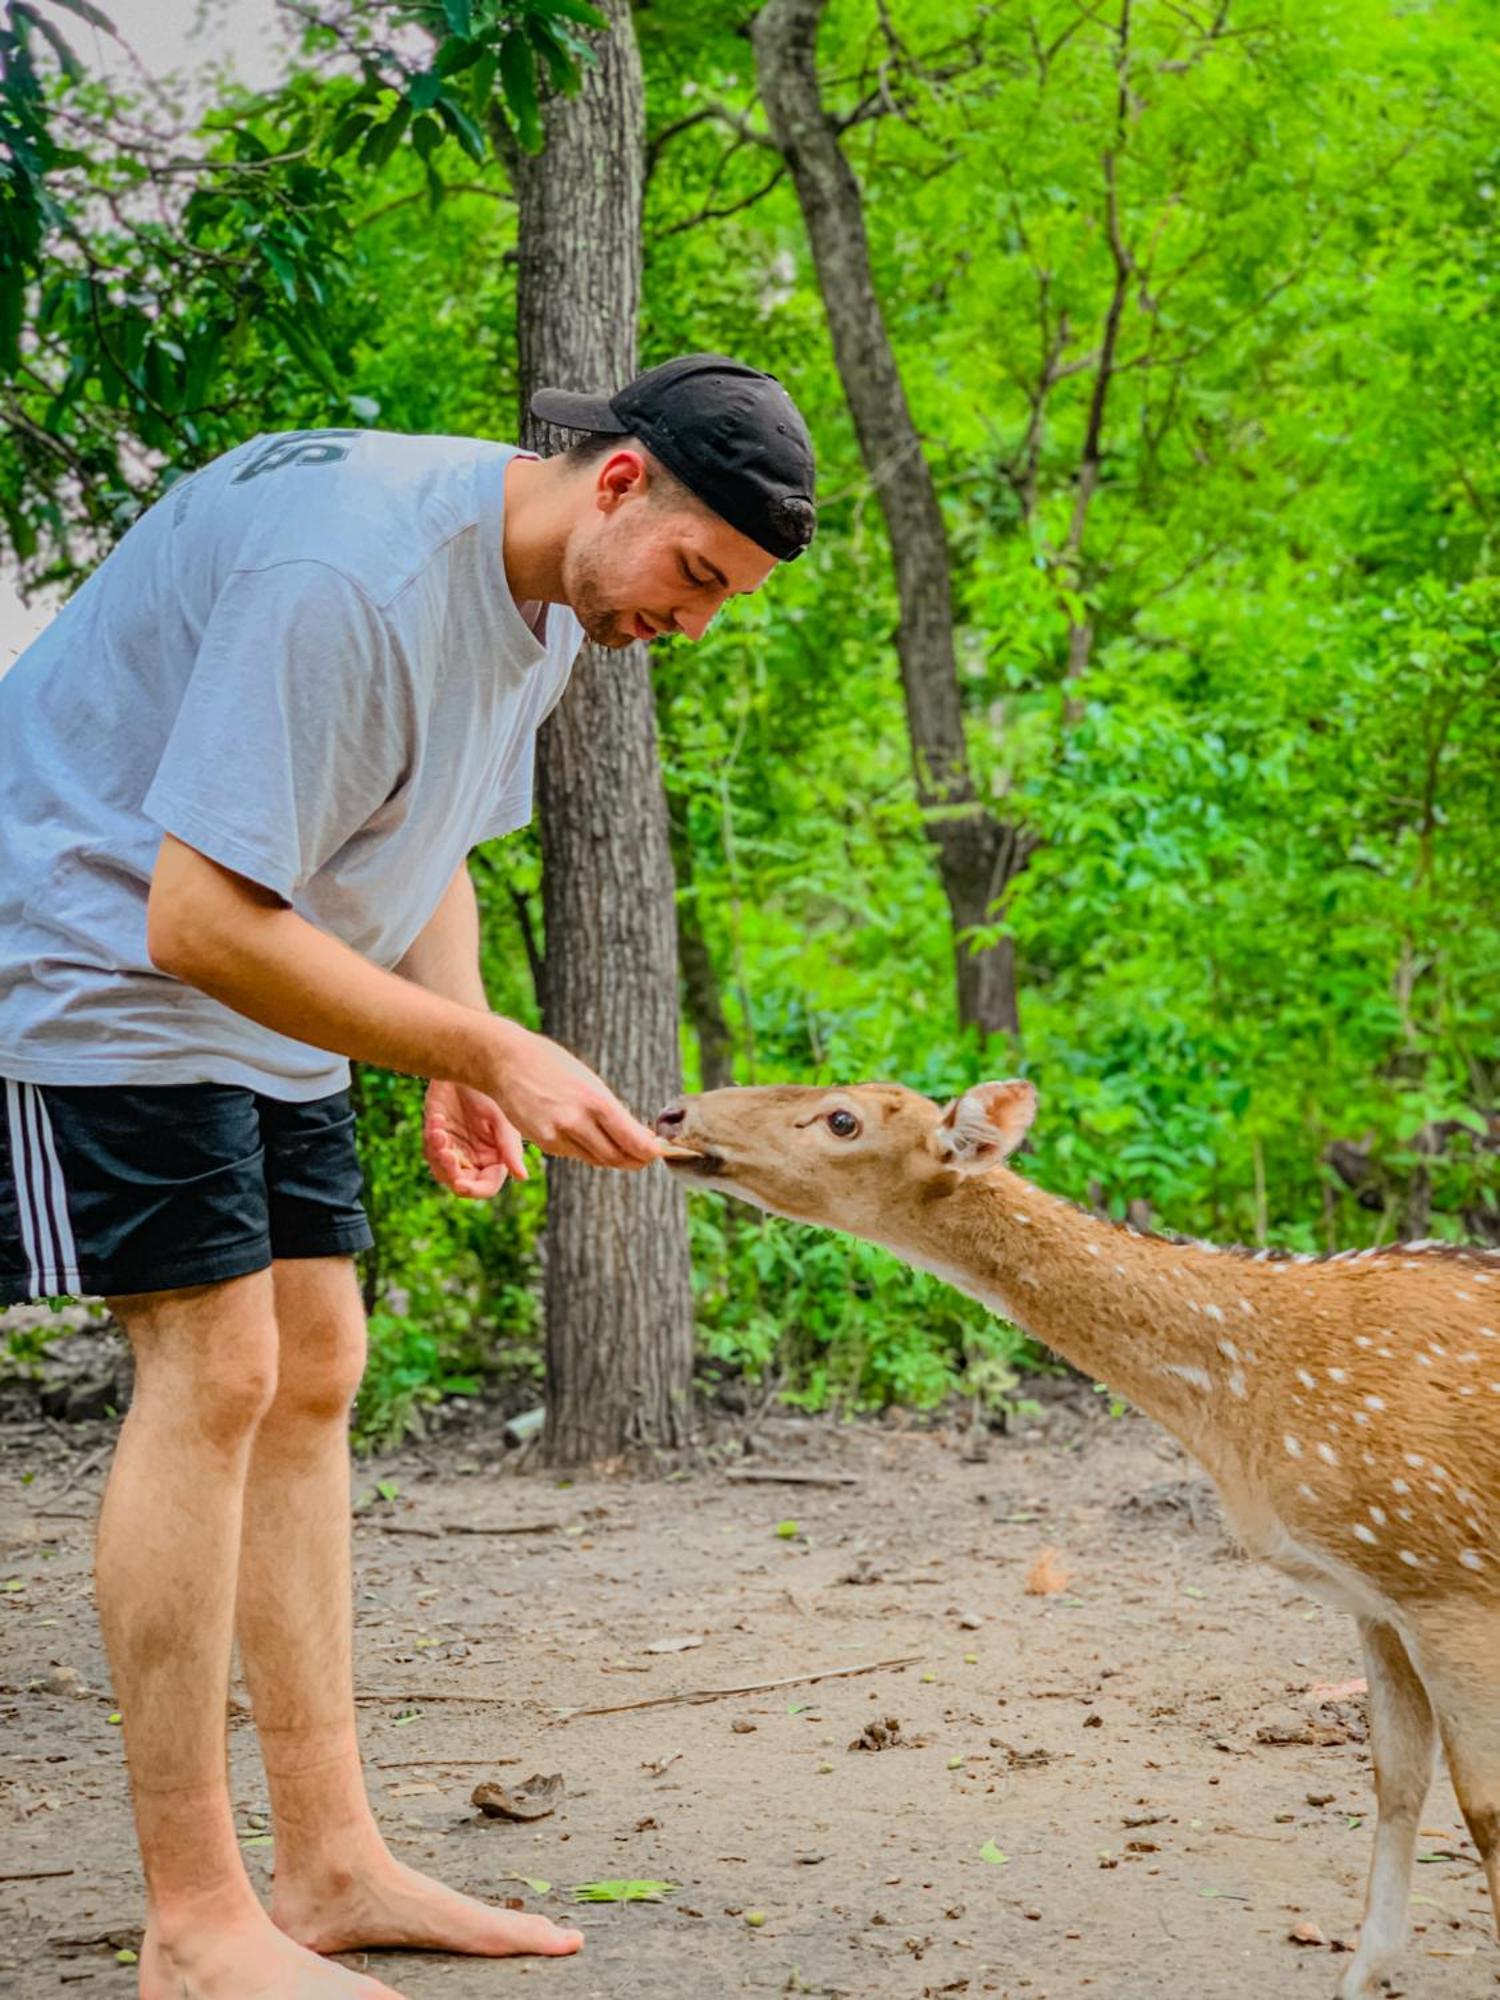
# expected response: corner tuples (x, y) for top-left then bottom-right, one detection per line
(655, 1101), (688, 1138)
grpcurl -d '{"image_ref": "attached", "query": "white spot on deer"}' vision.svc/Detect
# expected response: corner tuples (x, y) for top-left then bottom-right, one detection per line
(1481, 1325), (1498, 1338)
(1297, 1369), (1317, 1390)
(1455, 1290), (1472, 1302)
(1354, 1336), (1372, 1349)
(1398, 1551), (1423, 1567)
(1238, 1299), (1254, 1316)
(1202, 1302), (1225, 1323)
(1012, 1212), (1031, 1226)
(1298, 1483), (1318, 1502)
(1430, 1344), (1448, 1359)
(1085, 1241), (1102, 1258)
(1404, 1454), (1425, 1470)
(1378, 1347), (1395, 1360)
(1364, 1395), (1385, 1412)
(1284, 1435), (1304, 1459)
(1328, 1367), (1347, 1383)
(1397, 1507), (1414, 1522)
(1227, 1370), (1247, 1400)
(1218, 1340), (1239, 1363)
(1353, 1411), (1371, 1428)
(1369, 1505), (1386, 1525)
(1354, 1524), (1378, 1545)
(1459, 1352), (1480, 1365)
(1417, 1354), (1433, 1368)
(1316, 1443), (1339, 1467)
(1393, 1478), (1410, 1495)
(1460, 1385), (1477, 1397)
(1460, 1551), (1485, 1571)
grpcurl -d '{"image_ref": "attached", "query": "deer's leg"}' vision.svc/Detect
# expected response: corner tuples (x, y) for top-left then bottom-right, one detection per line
(1337, 1617), (1436, 2000)
(1416, 1608), (1500, 1941)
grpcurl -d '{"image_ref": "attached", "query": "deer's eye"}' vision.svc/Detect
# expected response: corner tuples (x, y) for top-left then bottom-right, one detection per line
(826, 1108), (861, 1139)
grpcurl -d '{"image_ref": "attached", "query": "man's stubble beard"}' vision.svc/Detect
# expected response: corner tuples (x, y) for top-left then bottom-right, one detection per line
(564, 541), (642, 653)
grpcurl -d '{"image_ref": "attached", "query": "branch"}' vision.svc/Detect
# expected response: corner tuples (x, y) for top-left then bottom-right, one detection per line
(654, 164), (787, 237)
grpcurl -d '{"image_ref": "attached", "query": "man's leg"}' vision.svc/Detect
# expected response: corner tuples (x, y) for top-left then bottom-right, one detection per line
(241, 1255), (581, 1958)
(100, 1275), (406, 1999)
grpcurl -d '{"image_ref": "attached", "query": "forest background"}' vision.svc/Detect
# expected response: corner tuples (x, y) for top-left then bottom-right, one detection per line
(1, 0), (1495, 1448)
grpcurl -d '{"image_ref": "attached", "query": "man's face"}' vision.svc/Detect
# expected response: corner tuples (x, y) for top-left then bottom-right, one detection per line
(561, 449), (778, 651)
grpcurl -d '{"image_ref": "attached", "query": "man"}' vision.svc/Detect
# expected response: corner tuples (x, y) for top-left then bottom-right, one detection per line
(0, 354), (815, 1999)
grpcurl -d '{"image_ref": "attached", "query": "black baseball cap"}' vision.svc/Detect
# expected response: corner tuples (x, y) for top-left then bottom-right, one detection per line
(530, 352), (816, 562)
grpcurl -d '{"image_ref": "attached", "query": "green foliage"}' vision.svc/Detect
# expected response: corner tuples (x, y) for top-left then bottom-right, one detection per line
(2, 0), (1496, 1438)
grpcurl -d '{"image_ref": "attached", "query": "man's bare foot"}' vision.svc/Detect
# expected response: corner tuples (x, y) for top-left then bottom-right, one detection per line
(272, 1853), (584, 1958)
(141, 1906), (408, 1999)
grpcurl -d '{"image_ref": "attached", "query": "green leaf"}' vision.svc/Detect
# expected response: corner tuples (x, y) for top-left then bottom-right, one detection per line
(978, 1840), (1008, 1865)
(538, 0), (606, 27)
(499, 31), (541, 152)
(441, 0), (472, 32)
(504, 1874), (552, 1895)
(436, 35), (483, 76)
(362, 100), (413, 170)
(435, 94), (487, 165)
(260, 240), (299, 305)
(570, 1879), (675, 1904)
(408, 70), (444, 112)
(526, 18), (580, 96)
(269, 312), (341, 394)
(328, 110), (371, 158)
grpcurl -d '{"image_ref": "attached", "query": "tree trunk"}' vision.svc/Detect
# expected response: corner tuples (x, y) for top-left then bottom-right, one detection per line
(514, 0), (696, 1464)
(752, 0), (1032, 1038)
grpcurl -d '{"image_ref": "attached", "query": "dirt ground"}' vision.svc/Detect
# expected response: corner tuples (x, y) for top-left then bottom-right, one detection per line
(2, 1374), (1498, 2000)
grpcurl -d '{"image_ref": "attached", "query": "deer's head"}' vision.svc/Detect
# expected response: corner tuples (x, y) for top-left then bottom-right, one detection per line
(655, 1079), (1038, 1234)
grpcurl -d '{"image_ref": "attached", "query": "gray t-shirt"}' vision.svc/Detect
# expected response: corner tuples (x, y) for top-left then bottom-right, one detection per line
(0, 428), (582, 1099)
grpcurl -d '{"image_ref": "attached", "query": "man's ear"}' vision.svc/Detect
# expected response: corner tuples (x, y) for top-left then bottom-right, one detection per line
(596, 447), (648, 511)
(929, 1080), (1037, 1173)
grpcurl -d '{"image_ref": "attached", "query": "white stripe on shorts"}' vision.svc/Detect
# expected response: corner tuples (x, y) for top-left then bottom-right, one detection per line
(5, 1080), (81, 1296)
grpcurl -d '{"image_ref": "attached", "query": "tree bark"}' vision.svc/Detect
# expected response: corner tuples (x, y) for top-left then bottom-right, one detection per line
(514, 0), (696, 1464)
(751, 0), (1032, 1037)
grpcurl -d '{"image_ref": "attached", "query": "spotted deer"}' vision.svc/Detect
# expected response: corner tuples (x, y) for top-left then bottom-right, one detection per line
(656, 1078), (1500, 1999)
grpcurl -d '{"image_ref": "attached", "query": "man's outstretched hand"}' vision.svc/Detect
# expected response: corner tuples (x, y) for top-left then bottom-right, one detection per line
(424, 1078), (527, 1197)
(482, 1021), (668, 1171)
(425, 1023), (668, 1193)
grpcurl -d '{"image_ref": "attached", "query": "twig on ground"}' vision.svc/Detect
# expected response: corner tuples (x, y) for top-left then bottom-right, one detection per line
(556, 1654), (923, 1721)
(0, 1865), (74, 1882)
(724, 1469), (860, 1488)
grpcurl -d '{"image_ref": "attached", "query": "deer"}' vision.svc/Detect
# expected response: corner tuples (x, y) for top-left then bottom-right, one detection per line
(655, 1077), (1500, 1999)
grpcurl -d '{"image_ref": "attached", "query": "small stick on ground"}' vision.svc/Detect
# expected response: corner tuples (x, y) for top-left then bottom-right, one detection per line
(0, 1866), (74, 1883)
(441, 1521), (563, 1537)
(356, 1691), (517, 1706)
(724, 1469), (860, 1489)
(372, 1756), (522, 1769)
(557, 1653), (923, 1721)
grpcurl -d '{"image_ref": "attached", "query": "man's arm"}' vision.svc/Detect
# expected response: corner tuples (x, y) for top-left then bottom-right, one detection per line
(147, 836), (663, 1170)
(394, 861), (489, 1010)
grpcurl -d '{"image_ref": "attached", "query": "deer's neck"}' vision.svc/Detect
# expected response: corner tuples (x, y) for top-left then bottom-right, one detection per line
(896, 1167), (1258, 1463)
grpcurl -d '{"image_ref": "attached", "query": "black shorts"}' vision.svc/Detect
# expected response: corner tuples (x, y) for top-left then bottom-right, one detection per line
(0, 1081), (373, 1304)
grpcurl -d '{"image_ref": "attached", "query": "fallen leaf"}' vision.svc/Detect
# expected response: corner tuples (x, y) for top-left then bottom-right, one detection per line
(570, 1879), (675, 1904)
(644, 1636), (705, 1655)
(1024, 1548), (1071, 1596)
(978, 1841), (1008, 1866)
(1289, 1921), (1328, 1946)
(472, 1772), (565, 1822)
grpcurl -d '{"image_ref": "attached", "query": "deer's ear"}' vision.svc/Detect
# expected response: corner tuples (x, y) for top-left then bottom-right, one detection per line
(930, 1080), (1037, 1172)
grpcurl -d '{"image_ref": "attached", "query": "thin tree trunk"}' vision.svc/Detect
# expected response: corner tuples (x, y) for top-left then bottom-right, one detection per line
(751, 0), (1032, 1037)
(514, 0), (696, 1464)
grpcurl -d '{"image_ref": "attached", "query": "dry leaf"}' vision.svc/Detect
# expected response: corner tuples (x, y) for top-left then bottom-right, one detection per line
(1024, 1547), (1072, 1596)
(1289, 1921), (1328, 1947)
(644, 1636), (705, 1655)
